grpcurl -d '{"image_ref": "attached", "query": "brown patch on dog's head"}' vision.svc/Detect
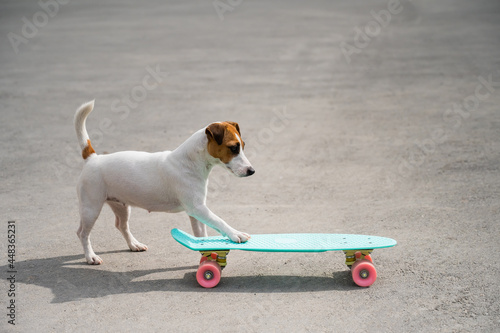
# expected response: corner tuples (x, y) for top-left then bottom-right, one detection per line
(224, 121), (245, 150)
(206, 122), (244, 163)
(82, 139), (96, 159)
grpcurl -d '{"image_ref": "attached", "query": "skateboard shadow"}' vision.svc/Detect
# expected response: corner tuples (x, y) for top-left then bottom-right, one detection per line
(193, 273), (359, 294)
(8, 252), (359, 303)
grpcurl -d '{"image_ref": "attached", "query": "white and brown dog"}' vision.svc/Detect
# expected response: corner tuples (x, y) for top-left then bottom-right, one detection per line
(74, 100), (254, 264)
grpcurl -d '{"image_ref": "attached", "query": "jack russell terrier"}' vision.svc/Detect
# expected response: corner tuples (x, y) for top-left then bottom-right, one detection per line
(74, 100), (254, 264)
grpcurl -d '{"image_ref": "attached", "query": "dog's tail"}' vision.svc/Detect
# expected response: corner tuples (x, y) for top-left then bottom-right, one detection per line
(74, 100), (97, 160)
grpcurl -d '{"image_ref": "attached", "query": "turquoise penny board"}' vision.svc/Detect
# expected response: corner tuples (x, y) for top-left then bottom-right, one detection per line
(171, 229), (397, 252)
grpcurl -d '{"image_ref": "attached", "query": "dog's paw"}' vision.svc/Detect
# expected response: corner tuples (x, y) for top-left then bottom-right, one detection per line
(227, 230), (251, 243)
(129, 240), (148, 252)
(86, 254), (103, 265)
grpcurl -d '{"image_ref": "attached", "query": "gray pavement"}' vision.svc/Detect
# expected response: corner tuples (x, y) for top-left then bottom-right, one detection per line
(1, 0), (499, 332)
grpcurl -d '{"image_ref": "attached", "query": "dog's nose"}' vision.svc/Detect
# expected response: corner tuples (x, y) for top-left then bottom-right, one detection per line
(246, 167), (255, 176)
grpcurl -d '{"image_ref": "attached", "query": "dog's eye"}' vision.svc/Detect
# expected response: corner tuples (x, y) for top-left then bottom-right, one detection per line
(229, 145), (239, 154)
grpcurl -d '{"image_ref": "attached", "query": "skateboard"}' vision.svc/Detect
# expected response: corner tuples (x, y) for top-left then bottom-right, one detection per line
(171, 228), (397, 288)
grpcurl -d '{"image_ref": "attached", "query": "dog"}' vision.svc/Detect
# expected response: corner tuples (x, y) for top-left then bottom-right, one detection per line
(74, 100), (254, 264)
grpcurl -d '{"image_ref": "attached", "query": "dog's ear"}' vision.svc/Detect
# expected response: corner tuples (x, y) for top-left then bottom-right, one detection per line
(206, 123), (225, 145)
(225, 121), (241, 136)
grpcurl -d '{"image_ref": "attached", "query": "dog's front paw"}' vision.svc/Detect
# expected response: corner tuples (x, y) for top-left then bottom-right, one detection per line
(128, 240), (148, 252)
(227, 230), (251, 243)
(86, 254), (103, 265)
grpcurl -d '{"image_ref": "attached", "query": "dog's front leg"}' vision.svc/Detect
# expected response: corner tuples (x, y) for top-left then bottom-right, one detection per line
(189, 216), (208, 237)
(188, 205), (250, 243)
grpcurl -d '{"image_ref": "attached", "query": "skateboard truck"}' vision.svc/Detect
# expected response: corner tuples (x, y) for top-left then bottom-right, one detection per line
(199, 250), (230, 269)
(343, 250), (373, 268)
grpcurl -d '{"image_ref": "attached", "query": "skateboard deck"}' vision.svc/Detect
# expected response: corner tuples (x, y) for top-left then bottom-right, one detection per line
(171, 228), (397, 288)
(171, 228), (396, 252)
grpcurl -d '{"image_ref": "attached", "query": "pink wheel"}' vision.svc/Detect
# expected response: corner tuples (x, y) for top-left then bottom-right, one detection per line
(196, 261), (221, 288)
(351, 259), (377, 287)
(200, 256), (208, 264)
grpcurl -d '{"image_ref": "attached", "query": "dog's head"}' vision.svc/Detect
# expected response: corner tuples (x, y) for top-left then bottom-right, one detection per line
(206, 122), (255, 177)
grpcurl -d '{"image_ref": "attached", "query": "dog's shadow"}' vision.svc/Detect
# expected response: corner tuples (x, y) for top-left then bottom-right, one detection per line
(8, 251), (359, 303)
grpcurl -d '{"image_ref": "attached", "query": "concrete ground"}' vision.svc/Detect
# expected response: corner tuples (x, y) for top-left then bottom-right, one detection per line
(1, 0), (499, 331)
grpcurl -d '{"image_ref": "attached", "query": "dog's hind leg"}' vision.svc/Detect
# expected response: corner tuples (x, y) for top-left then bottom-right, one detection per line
(108, 201), (148, 252)
(77, 196), (105, 265)
(189, 215), (208, 237)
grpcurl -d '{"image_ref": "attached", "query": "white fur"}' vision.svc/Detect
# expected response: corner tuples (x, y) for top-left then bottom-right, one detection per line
(74, 100), (254, 265)
(74, 99), (94, 150)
